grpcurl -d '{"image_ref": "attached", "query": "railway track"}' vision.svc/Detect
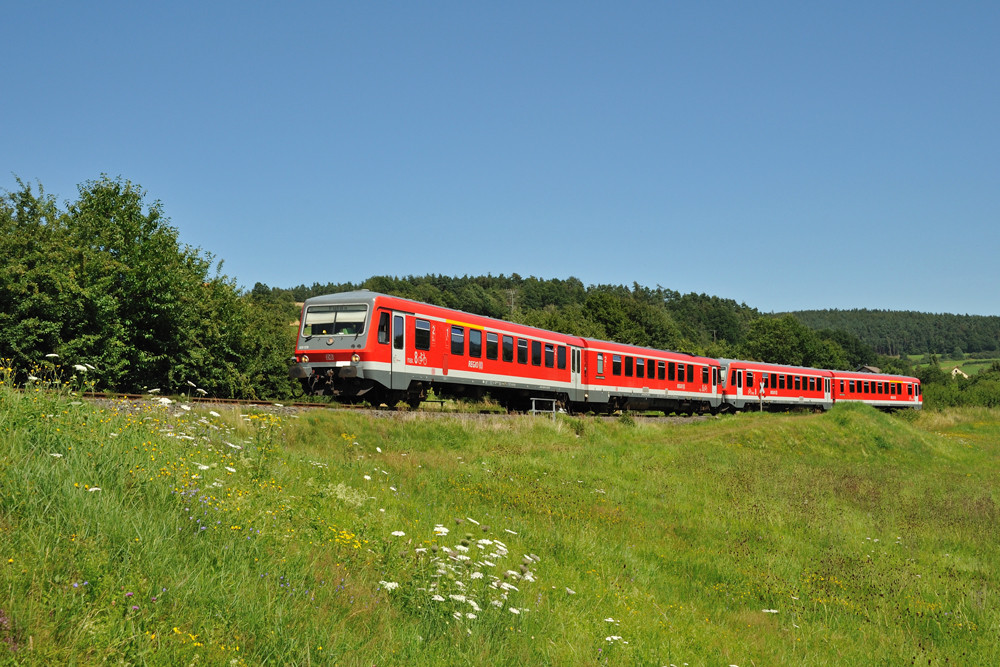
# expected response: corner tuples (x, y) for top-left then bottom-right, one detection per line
(71, 391), (707, 422)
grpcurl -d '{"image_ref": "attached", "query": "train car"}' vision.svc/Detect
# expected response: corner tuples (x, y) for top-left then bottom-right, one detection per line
(289, 290), (721, 413)
(580, 339), (721, 414)
(830, 370), (922, 410)
(289, 290), (586, 409)
(718, 359), (834, 412)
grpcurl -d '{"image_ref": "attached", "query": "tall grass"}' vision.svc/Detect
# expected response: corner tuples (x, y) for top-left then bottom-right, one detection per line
(1, 378), (999, 664)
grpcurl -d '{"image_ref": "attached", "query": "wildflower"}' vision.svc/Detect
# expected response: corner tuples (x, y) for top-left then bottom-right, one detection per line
(196, 388), (208, 395)
(376, 447), (382, 453)
(391, 531), (405, 537)
(88, 487), (102, 492)
(28, 375), (39, 381)
(431, 595), (445, 602)
(186, 380), (197, 387)
(606, 635), (623, 642)
(85, 363), (96, 370)
(131, 605), (139, 611)
(605, 618), (618, 623)
(762, 609), (779, 614)
(363, 475), (371, 481)
(45, 353), (59, 358)
(434, 525), (449, 536)
(148, 388), (160, 394)
(73, 364), (87, 372)
(390, 486), (397, 491)
(466, 613), (477, 619)
(471, 572), (484, 580)
(505, 529), (517, 535)
(466, 517), (480, 525)
(379, 581), (399, 591)
(566, 588), (576, 595)
(509, 607), (520, 614)
(50, 453), (63, 458)
(225, 467), (236, 473)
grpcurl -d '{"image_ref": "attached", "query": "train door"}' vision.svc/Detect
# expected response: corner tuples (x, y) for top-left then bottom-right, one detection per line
(570, 346), (583, 401)
(391, 313), (406, 389)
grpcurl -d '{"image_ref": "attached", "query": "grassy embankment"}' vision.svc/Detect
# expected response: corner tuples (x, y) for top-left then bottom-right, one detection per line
(1, 373), (999, 664)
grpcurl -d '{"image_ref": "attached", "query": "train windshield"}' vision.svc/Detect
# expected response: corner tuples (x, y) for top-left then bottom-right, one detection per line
(302, 304), (368, 337)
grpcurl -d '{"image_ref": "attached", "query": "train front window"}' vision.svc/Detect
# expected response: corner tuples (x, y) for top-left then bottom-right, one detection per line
(303, 304), (368, 337)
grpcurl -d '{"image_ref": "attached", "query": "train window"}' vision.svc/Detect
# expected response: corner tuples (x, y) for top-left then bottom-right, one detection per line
(779, 375), (785, 390)
(502, 335), (514, 362)
(393, 315), (404, 349)
(544, 344), (555, 368)
(849, 380), (855, 393)
(635, 358), (644, 378)
(377, 312), (391, 344)
(702, 366), (709, 384)
(746, 371), (754, 388)
(558, 346), (567, 370)
(736, 370), (742, 388)
(808, 377), (815, 392)
(839, 380), (844, 393)
(486, 332), (499, 360)
(597, 353), (604, 375)
(415, 319), (431, 351)
(304, 303), (368, 336)
(658, 361), (665, 380)
(687, 364), (694, 383)
(670, 363), (677, 382)
(678, 363), (686, 382)
(451, 326), (465, 355)
(518, 339), (528, 364)
(612, 355), (622, 376)
(625, 356), (634, 377)
(531, 340), (542, 366)
(469, 330), (482, 358)
(794, 376), (801, 391)
(907, 383), (913, 396)
(728, 368), (736, 386)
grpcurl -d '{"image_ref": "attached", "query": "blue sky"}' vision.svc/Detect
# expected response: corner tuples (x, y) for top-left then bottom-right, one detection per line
(4, 2), (998, 315)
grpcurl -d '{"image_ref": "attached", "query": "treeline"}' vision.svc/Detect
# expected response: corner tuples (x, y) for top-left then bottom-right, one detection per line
(0, 177), (296, 398)
(790, 309), (1000, 357)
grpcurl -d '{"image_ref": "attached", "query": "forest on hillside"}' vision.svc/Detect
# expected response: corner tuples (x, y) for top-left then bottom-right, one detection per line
(790, 309), (1000, 357)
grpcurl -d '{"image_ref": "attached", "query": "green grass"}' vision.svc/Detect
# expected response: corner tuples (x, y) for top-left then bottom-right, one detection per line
(909, 354), (1000, 376)
(2, 378), (999, 664)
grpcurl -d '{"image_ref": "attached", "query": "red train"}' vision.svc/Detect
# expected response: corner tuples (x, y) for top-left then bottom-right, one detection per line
(289, 290), (921, 413)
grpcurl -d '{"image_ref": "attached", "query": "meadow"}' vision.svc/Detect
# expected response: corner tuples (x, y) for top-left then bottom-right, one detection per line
(1, 375), (999, 665)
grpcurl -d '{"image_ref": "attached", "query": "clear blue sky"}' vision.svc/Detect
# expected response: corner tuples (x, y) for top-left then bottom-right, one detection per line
(4, 2), (998, 315)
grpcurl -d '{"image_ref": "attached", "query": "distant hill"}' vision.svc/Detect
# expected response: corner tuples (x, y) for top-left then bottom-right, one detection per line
(788, 309), (1000, 357)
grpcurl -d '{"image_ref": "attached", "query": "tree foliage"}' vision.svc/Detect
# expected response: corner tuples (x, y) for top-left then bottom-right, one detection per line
(0, 176), (293, 398)
(791, 309), (1000, 357)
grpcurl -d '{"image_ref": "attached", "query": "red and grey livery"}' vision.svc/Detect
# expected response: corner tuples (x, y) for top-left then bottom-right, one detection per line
(289, 290), (921, 413)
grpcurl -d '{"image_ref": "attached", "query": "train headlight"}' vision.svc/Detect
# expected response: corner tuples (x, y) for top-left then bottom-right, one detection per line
(351, 353), (361, 363)
(301, 355), (309, 363)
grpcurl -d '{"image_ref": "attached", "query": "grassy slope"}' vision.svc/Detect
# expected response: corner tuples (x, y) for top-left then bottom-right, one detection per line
(1, 387), (998, 665)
